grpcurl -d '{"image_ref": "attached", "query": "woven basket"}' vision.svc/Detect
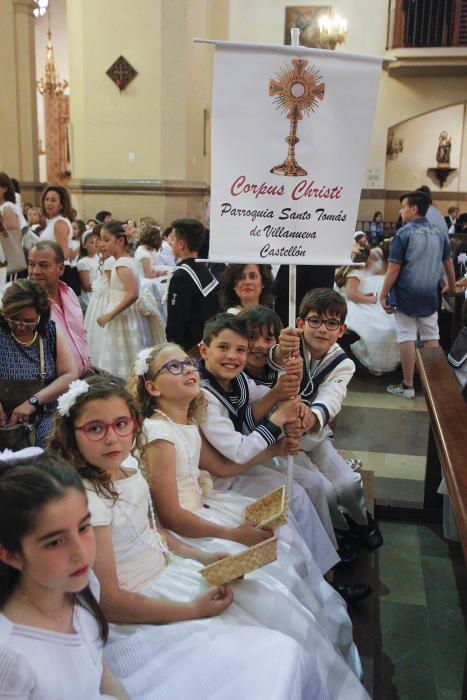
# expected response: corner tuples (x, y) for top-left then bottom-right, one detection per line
(243, 486), (288, 530)
(201, 537), (278, 586)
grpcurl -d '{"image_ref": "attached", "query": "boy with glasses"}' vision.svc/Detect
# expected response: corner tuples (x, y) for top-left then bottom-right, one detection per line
(270, 288), (383, 550)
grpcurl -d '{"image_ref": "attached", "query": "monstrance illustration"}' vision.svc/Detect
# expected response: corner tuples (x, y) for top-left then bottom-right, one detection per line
(269, 58), (325, 176)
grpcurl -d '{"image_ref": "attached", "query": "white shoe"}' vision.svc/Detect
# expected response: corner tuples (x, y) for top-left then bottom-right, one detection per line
(386, 383), (415, 399)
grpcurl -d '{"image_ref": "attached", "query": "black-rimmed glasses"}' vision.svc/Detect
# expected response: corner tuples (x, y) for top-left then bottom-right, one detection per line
(304, 316), (342, 331)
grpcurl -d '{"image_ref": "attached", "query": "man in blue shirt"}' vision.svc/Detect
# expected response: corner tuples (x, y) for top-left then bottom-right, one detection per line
(380, 190), (456, 399)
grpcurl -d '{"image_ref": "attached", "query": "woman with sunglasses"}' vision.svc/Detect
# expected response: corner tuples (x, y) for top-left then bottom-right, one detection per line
(0, 279), (78, 446)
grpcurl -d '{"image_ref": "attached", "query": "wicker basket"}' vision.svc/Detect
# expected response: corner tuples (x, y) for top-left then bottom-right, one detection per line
(243, 486), (288, 530)
(201, 537), (278, 586)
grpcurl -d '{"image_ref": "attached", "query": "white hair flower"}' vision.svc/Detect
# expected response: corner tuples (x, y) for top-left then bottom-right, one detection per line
(134, 347), (153, 377)
(0, 447), (44, 463)
(57, 379), (90, 416)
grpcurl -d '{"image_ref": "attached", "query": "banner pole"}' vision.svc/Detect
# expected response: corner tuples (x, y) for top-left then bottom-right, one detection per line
(286, 27), (300, 499)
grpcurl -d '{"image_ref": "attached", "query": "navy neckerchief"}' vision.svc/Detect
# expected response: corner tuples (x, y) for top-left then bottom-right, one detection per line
(244, 365), (278, 389)
(199, 362), (250, 432)
(299, 336), (349, 405)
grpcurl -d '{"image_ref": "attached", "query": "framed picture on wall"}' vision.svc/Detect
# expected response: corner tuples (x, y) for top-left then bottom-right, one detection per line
(284, 6), (331, 47)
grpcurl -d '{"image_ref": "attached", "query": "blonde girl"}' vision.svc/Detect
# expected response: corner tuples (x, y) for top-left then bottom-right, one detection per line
(128, 346), (370, 699)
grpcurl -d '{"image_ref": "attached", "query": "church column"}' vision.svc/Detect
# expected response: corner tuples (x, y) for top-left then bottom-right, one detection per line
(0, 0), (39, 188)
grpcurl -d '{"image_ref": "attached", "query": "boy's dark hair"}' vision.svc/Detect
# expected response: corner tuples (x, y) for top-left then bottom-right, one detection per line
(202, 312), (248, 346)
(400, 190), (429, 216)
(299, 288), (347, 323)
(238, 304), (283, 339)
(95, 210), (112, 222)
(171, 218), (205, 253)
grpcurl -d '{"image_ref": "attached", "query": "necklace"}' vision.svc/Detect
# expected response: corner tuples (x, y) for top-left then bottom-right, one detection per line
(152, 408), (202, 494)
(115, 475), (170, 557)
(11, 330), (38, 347)
(17, 586), (72, 626)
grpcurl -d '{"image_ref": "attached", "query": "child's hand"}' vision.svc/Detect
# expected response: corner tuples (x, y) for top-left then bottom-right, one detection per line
(97, 313), (112, 327)
(193, 586), (233, 618)
(298, 403), (318, 432)
(232, 523), (273, 547)
(274, 436), (301, 457)
(278, 326), (301, 359)
(283, 418), (302, 438)
(284, 355), (303, 382)
(274, 372), (300, 401)
(271, 397), (299, 427)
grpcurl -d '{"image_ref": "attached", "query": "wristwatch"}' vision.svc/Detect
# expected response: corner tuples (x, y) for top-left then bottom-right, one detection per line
(28, 395), (40, 410)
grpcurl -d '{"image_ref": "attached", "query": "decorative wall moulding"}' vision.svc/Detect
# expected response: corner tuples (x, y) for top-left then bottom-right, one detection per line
(67, 178), (210, 196)
(106, 56), (138, 91)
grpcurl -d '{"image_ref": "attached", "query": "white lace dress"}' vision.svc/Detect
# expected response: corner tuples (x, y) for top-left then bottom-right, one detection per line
(84, 256), (115, 366)
(339, 270), (400, 374)
(85, 470), (368, 700)
(142, 419), (368, 697)
(97, 256), (153, 378)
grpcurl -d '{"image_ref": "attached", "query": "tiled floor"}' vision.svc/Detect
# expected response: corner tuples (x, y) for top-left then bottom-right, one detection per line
(374, 521), (466, 700)
(335, 364), (466, 699)
(335, 366), (430, 509)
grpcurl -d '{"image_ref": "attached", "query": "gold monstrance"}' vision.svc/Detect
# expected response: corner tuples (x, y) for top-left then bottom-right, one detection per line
(269, 59), (325, 176)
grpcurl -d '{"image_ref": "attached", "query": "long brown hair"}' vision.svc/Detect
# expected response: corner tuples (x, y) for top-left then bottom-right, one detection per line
(48, 376), (144, 502)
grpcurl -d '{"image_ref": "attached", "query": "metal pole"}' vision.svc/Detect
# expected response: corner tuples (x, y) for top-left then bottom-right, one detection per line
(286, 27), (300, 498)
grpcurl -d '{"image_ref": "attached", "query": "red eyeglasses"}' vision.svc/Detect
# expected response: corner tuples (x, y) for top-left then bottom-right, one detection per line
(74, 417), (137, 441)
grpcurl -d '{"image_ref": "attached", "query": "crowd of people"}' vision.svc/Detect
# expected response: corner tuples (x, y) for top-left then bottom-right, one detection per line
(0, 170), (466, 699)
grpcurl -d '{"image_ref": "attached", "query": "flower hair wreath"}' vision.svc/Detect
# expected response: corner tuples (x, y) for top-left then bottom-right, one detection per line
(134, 347), (153, 377)
(57, 379), (90, 417)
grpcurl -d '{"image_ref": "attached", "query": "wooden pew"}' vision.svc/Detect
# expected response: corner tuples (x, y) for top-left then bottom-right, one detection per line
(416, 346), (467, 562)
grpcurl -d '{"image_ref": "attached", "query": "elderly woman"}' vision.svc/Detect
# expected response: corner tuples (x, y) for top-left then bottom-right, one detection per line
(219, 263), (275, 314)
(0, 279), (78, 447)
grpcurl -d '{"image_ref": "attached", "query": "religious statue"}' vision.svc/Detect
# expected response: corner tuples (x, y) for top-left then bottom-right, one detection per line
(269, 58), (325, 176)
(436, 131), (451, 167)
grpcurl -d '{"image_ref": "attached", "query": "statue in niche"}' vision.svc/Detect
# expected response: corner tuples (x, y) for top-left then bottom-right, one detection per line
(436, 131), (451, 167)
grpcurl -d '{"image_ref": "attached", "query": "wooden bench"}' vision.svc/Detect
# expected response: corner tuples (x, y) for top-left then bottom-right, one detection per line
(416, 346), (467, 562)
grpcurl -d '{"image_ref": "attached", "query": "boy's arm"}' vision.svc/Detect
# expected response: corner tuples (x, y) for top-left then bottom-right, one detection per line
(269, 327), (302, 367)
(303, 358), (355, 432)
(442, 256), (457, 294)
(380, 261), (401, 312)
(199, 389), (295, 463)
(166, 270), (192, 347)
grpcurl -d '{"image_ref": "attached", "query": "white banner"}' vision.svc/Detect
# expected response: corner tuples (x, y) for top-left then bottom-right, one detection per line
(208, 41), (383, 266)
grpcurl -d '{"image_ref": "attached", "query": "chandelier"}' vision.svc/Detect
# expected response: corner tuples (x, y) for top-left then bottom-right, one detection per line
(33, 0), (49, 17)
(37, 29), (68, 97)
(318, 13), (348, 50)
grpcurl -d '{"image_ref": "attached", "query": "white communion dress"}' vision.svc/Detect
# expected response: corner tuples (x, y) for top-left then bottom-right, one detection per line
(0, 574), (115, 700)
(97, 256), (153, 379)
(141, 419), (369, 698)
(85, 256), (115, 366)
(338, 271), (400, 374)
(86, 469), (369, 700)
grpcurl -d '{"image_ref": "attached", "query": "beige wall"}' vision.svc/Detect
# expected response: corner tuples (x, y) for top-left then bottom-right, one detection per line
(0, 0), (39, 182)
